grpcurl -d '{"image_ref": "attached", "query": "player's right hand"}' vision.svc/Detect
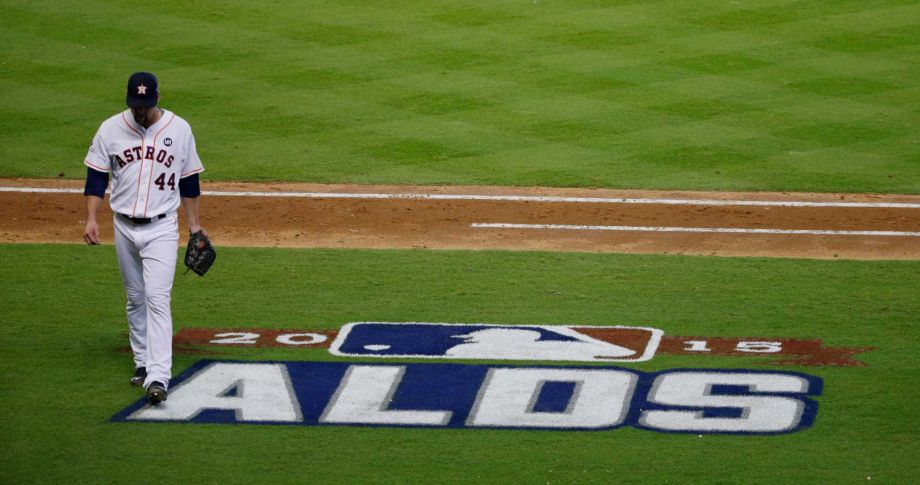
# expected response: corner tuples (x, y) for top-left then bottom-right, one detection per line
(84, 221), (101, 245)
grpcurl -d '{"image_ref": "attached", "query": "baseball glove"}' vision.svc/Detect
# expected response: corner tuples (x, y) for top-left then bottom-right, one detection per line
(184, 230), (216, 276)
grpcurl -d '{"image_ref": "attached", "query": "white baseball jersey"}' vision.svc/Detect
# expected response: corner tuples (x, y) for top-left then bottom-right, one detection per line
(85, 108), (204, 218)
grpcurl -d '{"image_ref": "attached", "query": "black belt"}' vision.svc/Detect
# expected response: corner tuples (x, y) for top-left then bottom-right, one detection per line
(119, 213), (167, 224)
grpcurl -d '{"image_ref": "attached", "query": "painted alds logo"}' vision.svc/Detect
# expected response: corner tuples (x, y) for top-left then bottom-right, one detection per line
(112, 360), (822, 434)
(127, 323), (842, 434)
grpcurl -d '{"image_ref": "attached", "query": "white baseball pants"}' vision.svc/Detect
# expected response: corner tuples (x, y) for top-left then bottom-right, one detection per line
(113, 212), (179, 390)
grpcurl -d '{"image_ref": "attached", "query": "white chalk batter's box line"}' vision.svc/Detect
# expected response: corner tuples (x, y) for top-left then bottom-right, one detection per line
(3, 186), (919, 209)
(471, 223), (920, 238)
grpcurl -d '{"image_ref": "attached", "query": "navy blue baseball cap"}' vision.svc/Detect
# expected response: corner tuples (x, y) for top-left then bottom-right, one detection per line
(126, 72), (159, 108)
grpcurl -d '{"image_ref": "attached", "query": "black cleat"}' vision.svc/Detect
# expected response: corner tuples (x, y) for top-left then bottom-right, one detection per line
(130, 367), (147, 387)
(146, 381), (168, 404)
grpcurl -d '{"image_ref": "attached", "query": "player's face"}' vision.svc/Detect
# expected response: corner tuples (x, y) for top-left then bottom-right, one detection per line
(131, 106), (158, 127)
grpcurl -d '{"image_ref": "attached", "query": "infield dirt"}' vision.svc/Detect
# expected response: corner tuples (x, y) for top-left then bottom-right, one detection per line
(2, 178), (918, 260)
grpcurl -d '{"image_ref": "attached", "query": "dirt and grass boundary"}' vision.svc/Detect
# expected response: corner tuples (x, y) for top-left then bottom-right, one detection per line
(2, 178), (918, 260)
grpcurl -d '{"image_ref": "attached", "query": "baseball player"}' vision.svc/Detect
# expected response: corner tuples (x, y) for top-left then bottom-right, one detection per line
(83, 72), (207, 404)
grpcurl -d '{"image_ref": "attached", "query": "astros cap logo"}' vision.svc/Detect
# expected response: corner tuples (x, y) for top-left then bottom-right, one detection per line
(126, 72), (159, 108)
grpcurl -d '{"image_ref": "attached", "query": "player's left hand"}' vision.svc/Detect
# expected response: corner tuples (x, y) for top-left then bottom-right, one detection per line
(184, 229), (216, 276)
(189, 226), (209, 248)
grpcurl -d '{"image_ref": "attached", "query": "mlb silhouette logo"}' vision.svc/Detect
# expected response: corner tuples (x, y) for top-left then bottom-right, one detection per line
(330, 322), (663, 362)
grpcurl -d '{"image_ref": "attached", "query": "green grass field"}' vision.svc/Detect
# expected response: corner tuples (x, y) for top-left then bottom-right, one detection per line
(1, 245), (918, 483)
(2, 1), (919, 483)
(1, 0), (918, 192)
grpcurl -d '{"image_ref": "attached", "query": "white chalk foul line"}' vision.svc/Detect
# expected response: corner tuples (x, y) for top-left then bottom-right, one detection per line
(0, 187), (85, 193)
(2, 186), (919, 209)
(471, 223), (920, 237)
